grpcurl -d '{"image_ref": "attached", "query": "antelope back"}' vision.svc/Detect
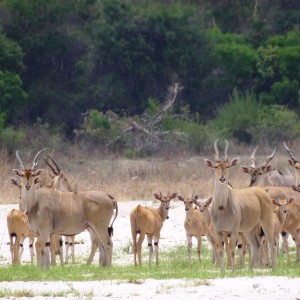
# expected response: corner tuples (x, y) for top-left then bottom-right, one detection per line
(52, 172), (73, 192)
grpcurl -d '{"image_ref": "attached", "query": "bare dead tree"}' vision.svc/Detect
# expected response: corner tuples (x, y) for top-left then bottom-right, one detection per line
(106, 82), (187, 152)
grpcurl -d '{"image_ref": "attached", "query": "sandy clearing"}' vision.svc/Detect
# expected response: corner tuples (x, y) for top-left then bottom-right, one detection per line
(0, 201), (300, 299)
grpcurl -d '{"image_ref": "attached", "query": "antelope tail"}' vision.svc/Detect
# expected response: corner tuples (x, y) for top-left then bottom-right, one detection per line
(108, 199), (119, 237)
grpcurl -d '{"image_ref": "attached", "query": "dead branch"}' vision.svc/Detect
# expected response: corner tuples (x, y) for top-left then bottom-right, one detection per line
(152, 82), (183, 126)
(106, 124), (135, 148)
(106, 82), (184, 151)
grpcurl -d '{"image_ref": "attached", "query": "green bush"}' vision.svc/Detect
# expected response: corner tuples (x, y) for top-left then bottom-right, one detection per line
(0, 112), (5, 131)
(209, 88), (260, 143)
(162, 117), (213, 152)
(89, 110), (111, 130)
(0, 126), (25, 154)
(145, 98), (160, 117)
(270, 78), (299, 106)
(209, 87), (300, 145)
(251, 104), (300, 143)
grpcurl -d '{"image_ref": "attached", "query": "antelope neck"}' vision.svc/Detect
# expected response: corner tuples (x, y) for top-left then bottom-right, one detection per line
(159, 204), (169, 221)
(213, 180), (230, 211)
(21, 184), (37, 215)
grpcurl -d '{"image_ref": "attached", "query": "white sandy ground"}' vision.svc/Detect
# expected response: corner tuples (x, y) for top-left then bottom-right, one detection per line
(0, 201), (300, 299)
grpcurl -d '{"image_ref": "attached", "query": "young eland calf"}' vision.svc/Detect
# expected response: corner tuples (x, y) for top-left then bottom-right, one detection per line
(178, 195), (213, 263)
(130, 192), (177, 266)
(6, 209), (35, 265)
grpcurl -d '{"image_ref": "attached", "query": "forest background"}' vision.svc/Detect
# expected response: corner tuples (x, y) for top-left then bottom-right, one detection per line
(0, 0), (300, 160)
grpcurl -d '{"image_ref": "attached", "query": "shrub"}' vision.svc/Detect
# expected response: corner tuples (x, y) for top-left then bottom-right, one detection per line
(0, 126), (25, 154)
(209, 88), (260, 143)
(162, 117), (213, 152)
(209, 87), (300, 145)
(146, 98), (160, 117)
(89, 110), (111, 130)
(251, 104), (300, 144)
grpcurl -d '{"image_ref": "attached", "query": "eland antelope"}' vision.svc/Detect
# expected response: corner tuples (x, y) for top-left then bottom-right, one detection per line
(192, 196), (221, 265)
(11, 149), (117, 269)
(241, 146), (297, 259)
(178, 195), (214, 263)
(204, 140), (276, 271)
(6, 209), (35, 265)
(272, 195), (294, 260)
(193, 197), (247, 268)
(283, 143), (300, 262)
(130, 192), (177, 266)
(43, 155), (118, 266)
(43, 155), (75, 264)
(241, 146), (294, 187)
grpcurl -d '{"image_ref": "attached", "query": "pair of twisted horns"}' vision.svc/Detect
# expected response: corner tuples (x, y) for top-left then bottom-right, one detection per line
(44, 155), (61, 175)
(214, 139), (228, 162)
(250, 146), (276, 169)
(16, 148), (47, 171)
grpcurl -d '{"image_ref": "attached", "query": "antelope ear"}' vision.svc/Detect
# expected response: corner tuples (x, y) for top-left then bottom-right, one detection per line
(177, 195), (184, 201)
(13, 169), (22, 177)
(291, 185), (298, 192)
(241, 166), (250, 173)
(153, 193), (161, 200)
(34, 177), (40, 184)
(204, 159), (214, 168)
(10, 177), (21, 188)
(265, 165), (272, 173)
(272, 198), (279, 206)
(34, 169), (43, 176)
(230, 157), (239, 167)
(170, 192), (178, 199)
(288, 197), (294, 204)
(192, 198), (198, 205)
(206, 197), (213, 206)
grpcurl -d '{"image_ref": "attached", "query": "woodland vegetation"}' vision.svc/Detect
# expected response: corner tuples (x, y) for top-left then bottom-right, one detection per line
(0, 0), (300, 157)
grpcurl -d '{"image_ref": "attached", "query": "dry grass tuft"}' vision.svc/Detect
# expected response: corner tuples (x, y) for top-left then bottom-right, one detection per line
(3, 144), (295, 204)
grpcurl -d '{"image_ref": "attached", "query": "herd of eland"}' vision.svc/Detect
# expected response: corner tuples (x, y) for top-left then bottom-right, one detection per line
(5, 140), (300, 272)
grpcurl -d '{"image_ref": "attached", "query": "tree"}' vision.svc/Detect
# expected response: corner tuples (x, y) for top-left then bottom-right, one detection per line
(0, 26), (26, 123)
(256, 30), (300, 108)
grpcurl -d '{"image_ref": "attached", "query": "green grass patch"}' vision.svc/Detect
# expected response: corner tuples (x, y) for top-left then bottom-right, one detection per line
(0, 244), (299, 282)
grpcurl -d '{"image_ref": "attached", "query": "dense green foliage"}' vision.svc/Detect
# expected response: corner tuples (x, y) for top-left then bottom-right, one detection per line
(0, 0), (300, 153)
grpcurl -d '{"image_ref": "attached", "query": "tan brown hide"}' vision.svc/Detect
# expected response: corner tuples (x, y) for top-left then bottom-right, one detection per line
(6, 209), (35, 265)
(205, 140), (277, 272)
(14, 167), (115, 270)
(178, 195), (212, 263)
(130, 192), (177, 266)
